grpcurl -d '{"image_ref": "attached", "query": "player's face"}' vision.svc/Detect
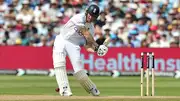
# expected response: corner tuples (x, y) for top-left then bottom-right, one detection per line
(86, 13), (97, 23)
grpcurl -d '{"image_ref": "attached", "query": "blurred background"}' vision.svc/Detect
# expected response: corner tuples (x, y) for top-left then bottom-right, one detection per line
(0, 0), (179, 75)
(0, 0), (179, 97)
(0, 0), (179, 74)
(0, 0), (179, 47)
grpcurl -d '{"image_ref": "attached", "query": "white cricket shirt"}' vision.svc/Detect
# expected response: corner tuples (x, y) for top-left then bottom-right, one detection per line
(56, 13), (95, 45)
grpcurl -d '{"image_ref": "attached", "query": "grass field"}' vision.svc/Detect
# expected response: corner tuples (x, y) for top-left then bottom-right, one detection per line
(0, 75), (180, 101)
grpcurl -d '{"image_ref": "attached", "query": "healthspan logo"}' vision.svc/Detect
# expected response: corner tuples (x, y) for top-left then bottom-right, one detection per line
(81, 53), (180, 72)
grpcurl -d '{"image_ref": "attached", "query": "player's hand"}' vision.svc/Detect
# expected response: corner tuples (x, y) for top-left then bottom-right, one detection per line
(97, 45), (108, 56)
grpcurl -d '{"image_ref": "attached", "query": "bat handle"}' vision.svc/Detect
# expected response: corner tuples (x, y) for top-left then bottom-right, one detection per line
(103, 37), (111, 46)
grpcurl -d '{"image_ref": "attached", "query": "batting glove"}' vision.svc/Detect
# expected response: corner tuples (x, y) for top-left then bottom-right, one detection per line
(97, 45), (108, 56)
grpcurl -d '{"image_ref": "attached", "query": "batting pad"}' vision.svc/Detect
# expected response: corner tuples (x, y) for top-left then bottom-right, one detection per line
(55, 67), (72, 96)
(74, 70), (96, 93)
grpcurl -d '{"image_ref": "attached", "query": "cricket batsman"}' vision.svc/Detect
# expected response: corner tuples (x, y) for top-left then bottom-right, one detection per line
(53, 4), (109, 96)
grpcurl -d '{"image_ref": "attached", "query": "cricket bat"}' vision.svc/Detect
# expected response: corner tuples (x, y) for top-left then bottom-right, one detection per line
(103, 37), (111, 46)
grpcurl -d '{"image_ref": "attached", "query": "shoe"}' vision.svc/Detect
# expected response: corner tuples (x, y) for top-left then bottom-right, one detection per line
(61, 86), (73, 96)
(62, 91), (73, 96)
(90, 87), (100, 96)
(55, 87), (72, 96)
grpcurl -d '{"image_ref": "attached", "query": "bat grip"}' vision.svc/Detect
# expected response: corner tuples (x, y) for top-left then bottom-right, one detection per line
(94, 45), (99, 52)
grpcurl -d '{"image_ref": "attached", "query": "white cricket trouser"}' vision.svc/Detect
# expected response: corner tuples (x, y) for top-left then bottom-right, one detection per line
(53, 35), (83, 72)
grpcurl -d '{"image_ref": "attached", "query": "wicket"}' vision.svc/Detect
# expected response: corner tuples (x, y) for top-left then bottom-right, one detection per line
(140, 52), (155, 96)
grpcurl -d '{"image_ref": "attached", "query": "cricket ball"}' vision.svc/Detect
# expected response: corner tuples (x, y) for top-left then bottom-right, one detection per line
(55, 88), (60, 92)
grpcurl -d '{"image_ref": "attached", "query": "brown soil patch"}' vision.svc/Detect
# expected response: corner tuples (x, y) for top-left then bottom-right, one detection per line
(0, 95), (180, 101)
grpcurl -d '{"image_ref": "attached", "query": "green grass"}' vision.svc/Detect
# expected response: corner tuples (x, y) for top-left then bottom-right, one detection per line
(0, 75), (180, 101)
(0, 75), (180, 96)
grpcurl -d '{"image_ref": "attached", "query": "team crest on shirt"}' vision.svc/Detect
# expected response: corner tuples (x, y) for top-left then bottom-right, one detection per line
(74, 26), (83, 36)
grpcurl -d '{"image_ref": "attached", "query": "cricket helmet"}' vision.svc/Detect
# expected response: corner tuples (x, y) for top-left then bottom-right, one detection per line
(86, 4), (100, 19)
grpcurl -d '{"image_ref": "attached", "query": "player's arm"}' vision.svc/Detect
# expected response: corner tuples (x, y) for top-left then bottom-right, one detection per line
(84, 37), (110, 53)
(71, 20), (99, 51)
(80, 27), (99, 52)
(84, 43), (95, 52)
(78, 24), (110, 56)
(83, 30), (110, 56)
